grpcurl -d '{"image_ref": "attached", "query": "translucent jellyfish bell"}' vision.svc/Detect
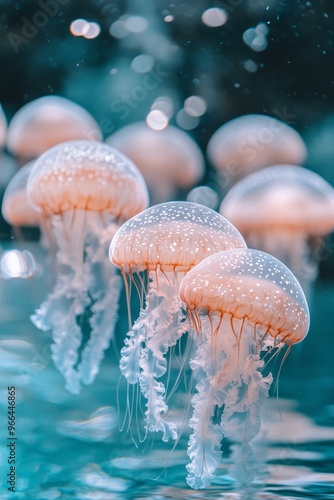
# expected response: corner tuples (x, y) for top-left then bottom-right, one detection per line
(1, 162), (52, 249)
(207, 114), (307, 186)
(109, 201), (246, 442)
(27, 140), (149, 394)
(106, 122), (205, 203)
(179, 248), (309, 489)
(220, 165), (334, 296)
(7, 96), (102, 161)
(2, 162), (41, 228)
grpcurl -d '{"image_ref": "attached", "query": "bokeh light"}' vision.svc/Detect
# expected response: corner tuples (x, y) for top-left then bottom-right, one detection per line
(83, 22), (101, 40)
(70, 19), (89, 37)
(184, 95), (207, 117)
(151, 96), (174, 118)
(176, 109), (199, 130)
(0, 250), (36, 279)
(131, 54), (154, 73)
(243, 22), (269, 52)
(70, 19), (100, 39)
(202, 8), (228, 28)
(146, 110), (169, 130)
(125, 16), (148, 33)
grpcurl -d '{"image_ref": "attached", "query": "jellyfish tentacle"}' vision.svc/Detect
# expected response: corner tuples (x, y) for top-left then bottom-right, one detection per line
(79, 272), (121, 385)
(120, 275), (178, 441)
(118, 302), (153, 443)
(186, 318), (226, 489)
(77, 214), (122, 385)
(137, 271), (189, 440)
(31, 210), (92, 394)
(219, 321), (273, 485)
(120, 328), (144, 384)
(187, 380), (223, 489)
(138, 346), (178, 442)
(146, 272), (188, 377)
(32, 267), (91, 394)
(119, 301), (152, 385)
(221, 355), (272, 484)
(50, 302), (83, 394)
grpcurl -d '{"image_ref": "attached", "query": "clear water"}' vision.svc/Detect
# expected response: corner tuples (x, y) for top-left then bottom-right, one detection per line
(0, 242), (333, 500)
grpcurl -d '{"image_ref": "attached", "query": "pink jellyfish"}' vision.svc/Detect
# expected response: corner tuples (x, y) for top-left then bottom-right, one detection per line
(109, 201), (246, 442)
(27, 140), (148, 394)
(179, 248), (310, 489)
(207, 114), (307, 187)
(1, 162), (52, 253)
(220, 165), (334, 295)
(7, 96), (102, 162)
(2, 162), (41, 229)
(106, 123), (205, 203)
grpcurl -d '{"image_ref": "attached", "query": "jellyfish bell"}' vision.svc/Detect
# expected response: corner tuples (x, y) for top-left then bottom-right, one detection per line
(109, 201), (246, 442)
(110, 202), (246, 272)
(27, 140), (148, 394)
(2, 162), (56, 250)
(179, 248), (309, 489)
(28, 141), (148, 219)
(7, 96), (102, 161)
(106, 122), (205, 203)
(207, 114), (307, 187)
(2, 162), (41, 228)
(220, 165), (334, 295)
(181, 249), (309, 345)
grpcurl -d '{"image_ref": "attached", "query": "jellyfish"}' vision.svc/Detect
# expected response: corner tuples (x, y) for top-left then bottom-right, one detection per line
(220, 165), (334, 296)
(1, 162), (51, 251)
(2, 162), (41, 229)
(106, 123), (205, 203)
(109, 201), (246, 441)
(27, 140), (148, 394)
(7, 96), (102, 162)
(207, 114), (307, 187)
(179, 248), (310, 489)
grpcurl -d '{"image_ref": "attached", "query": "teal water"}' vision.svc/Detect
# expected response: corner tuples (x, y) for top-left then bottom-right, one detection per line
(0, 242), (333, 499)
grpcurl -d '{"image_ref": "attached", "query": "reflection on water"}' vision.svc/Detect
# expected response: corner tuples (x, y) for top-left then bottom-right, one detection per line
(0, 242), (333, 499)
(57, 406), (118, 442)
(262, 400), (334, 444)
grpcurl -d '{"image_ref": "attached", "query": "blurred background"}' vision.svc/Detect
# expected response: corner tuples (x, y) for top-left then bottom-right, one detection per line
(0, 1), (334, 498)
(1, 0), (334, 266)
(1, 0), (334, 128)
